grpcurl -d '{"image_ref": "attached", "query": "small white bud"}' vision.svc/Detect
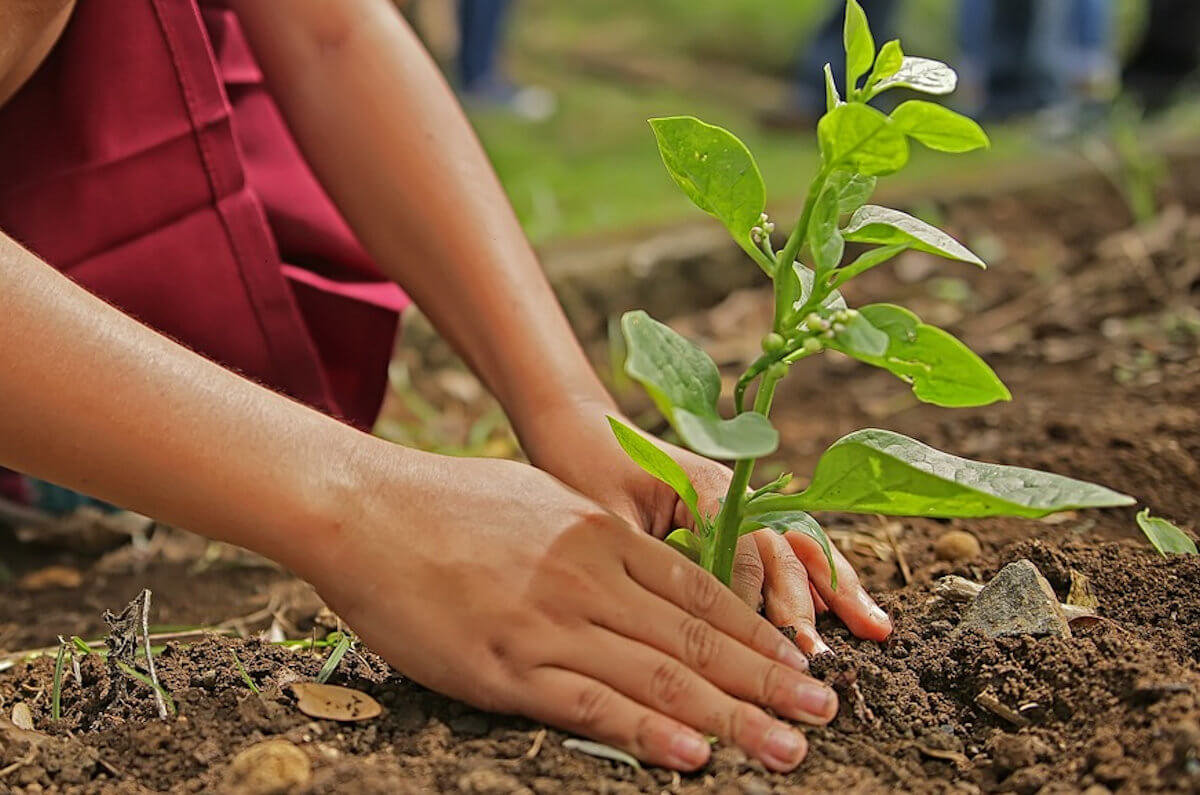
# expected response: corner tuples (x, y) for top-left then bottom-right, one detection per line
(759, 212), (769, 224)
(823, 329), (835, 339)
(833, 323), (846, 333)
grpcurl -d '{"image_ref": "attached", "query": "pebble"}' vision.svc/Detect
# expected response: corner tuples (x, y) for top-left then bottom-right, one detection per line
(456, 767), (532, 795)
(224, 739), (311, 795)
(933, 530), (982, 562)
(956, 559), (1071, 639)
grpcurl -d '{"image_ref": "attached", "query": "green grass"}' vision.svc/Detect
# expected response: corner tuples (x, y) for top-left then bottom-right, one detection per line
(462, 0), (1151, 245)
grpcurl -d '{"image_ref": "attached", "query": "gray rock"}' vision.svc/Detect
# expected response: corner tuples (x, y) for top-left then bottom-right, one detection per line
(955, 559), (1071, 639)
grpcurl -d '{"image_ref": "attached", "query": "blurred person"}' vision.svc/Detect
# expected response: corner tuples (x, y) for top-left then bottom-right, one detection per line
(761, 0), (900, 129)
(0, 0), (892, 771)
(1122, 0), (1200, 112)
(958, 0), (1115, 125)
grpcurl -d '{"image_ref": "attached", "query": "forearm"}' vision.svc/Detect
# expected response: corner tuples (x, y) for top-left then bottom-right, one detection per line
(0, 1), (75, 107)
(0, 231), (394, 574)
(231, 0), (614, 446)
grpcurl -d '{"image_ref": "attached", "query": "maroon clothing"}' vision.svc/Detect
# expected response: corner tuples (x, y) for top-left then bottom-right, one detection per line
(0, 0), (408, 429)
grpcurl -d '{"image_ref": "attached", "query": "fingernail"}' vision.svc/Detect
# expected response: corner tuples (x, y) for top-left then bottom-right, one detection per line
(762, 725), (806, 770)
(812, 636), (833, 657)
(791, 683), (838, 721)
(870, 604), (893, 630)
(777, 643), (809, 672)
(668, 732), (710, 769)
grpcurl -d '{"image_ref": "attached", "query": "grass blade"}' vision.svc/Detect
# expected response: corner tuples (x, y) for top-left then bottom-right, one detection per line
(51, 639), (67, 721)
(115, 661), (176, 716)
(315, 633), (352, 684)
(230, 650), (260, 694)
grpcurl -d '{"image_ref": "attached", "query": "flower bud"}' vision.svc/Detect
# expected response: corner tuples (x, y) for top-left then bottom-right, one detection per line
(801, 337), (823, 355)
(761, 332), (786, 353)
(767, 361), (788, 380)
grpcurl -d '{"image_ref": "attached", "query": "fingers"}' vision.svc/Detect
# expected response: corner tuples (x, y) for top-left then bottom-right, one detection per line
(518, 667), (713, 770)
(753, 530), (830, 657)
(730, 534), (765, 611)
(622, 538), (809, 672)
(785, 532), (893, 641)
(552, 627), (814, 772)
(596, 579), (838, 725)
(809, 583), (829, 614)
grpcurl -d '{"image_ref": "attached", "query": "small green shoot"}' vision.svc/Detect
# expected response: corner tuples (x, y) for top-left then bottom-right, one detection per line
(230, 650), (260, 694)
(316, 632), (353, 685)
(612, 1), (1137, 590)
(51, 638), (67, 721)
(114, 660), (176, 716)
(1136, 509), (1197, 556)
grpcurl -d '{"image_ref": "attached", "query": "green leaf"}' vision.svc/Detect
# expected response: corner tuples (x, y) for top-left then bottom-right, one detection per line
(750, 471), (793, 501)
(833, 311), (889, 357)
(793, 261), (847, 314)
(664, 528), (704, 563)
(808, 183), (844, 273)
(870, 56), (957, 97)
(824, 63), (841, 112)
(621, 311), (779, 460)
(817, 104), (909, 176)
(1136, 509), (1197, 556)
(622, 310), (720, 419)
(867, 39), (904, 88)
(843, 205), (984, 266)
(608, 416), (702, 524)
(674, 409), (779, 460)
(837, 304), (1012, 407)
(843, 0), (875, 93)
(832, 243), (908, 287)
(649, 117), (766, 247)
(891, 101), (989, 153)
(762, 429), (1136, 518)
(829, 170), (877, 215)
(744, 511), (837, 588)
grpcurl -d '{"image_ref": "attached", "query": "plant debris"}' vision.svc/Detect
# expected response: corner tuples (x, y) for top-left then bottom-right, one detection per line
(289, 682), (382, 722)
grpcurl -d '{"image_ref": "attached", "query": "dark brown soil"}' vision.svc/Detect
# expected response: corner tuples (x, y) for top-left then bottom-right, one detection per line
(2, 159), (1199, 793)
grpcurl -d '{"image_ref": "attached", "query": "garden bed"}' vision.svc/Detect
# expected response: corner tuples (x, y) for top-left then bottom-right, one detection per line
(1, 159), (1198, 793)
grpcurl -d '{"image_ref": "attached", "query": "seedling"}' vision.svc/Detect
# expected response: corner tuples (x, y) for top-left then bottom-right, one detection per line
(609, 0), (1136, 587)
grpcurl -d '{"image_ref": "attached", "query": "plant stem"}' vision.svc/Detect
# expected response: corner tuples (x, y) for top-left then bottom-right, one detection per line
(708, 371), (784, 584)
(776, 165), (831, 276)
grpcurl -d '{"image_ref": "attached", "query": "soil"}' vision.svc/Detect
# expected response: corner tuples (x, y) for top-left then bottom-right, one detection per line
(2, 158), (1199, 793)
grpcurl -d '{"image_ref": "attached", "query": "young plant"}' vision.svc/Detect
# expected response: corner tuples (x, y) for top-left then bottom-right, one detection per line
(609, 0), (1136, 587)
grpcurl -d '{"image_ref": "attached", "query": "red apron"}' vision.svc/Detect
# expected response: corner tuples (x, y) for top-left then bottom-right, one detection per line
(0, 0), (409, 430)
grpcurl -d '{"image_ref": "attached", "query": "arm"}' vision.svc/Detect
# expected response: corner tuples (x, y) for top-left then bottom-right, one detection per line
(0, 231), (828, 771)
(230, 0), (892, 646)
(0, 0), (75, 107)
(229, 0), (612, 448)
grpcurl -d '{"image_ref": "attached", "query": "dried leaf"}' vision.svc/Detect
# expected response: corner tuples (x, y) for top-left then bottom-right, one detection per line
(290, 682), (382, 722)
(18, 565), (83, 591)
(1067, 569), (1099, 609)
(10, 702), (34, 731)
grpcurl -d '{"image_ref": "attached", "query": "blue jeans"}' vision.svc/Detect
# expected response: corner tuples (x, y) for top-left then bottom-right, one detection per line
(958, 0), (1113, 116)
(458, 0), (512, 92)
(794, 0), (900, 113)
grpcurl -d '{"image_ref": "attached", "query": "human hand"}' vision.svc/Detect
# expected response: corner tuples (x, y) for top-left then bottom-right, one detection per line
(297, 452), (839, 771)
(519, 400), (893, 657)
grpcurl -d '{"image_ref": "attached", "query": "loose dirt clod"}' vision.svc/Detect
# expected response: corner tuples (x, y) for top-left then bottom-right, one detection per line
(224, 739), (311, 795)
(933, 529), (982, 562)
(956, 559), (1072, 638)
(290, 682), (382, 722)
(17, 565), (83, 591)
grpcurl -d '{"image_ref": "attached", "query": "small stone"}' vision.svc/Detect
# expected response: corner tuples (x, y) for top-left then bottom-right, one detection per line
(456, 767), (530, 795)
(225, 739), (311, 795)
(933, 530), (982, 562)
(956, 560), (1071, 639)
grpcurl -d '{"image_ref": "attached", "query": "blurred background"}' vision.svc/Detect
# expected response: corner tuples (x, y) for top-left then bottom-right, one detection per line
(402, 0), (1198, 245)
